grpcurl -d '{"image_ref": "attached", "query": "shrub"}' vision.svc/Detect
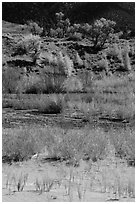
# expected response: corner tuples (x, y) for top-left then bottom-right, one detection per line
(2, 67), (21, 94)
(75, 52), (83, 67)
(55, 12), (71, 38)
(96, 102), (134, 121)
(109, 31), (123, 43)
(67, 23), (82, 40)
(68, 32), (82, 41)
(2, 126), (108, 164)
(121, 46), (132, 71)
(40, 67), (65, 93)
(109, 128), (135, 164)
(92, 75), (134, 120)
(17, 74), (44, 94)
(2, 94), (63, 113)
(6, 171), (28, 192)
(36, 51), (74, 80)
(107, 42), (132, 71)
(91, 18), (116, 50)
(84, 94), (93, 103)
(96, 56), (109, 72)
(17, 70), (64, 94)
(49, 28), (57, 38)
(57, 51), (75, 77)
(107, 43), (123, 62)
(37, 51), (57, 66)
(12, 34), (41, 57)
(49, 12), (71, 38)
(3, 128), (37, 162)
(92, 75), (134, 93)
(35, 176), (55, 194)
(53, 127), (108, 163)
(80, 18), (116, 50)
(38, 127), (108, 163)
(63, 55), (75, 77)
(36, 96), (62, 114)
(27, 21), (43, 35)
(2, 127), (50, 162)
(63, 76), (83, 93)
(48, 14), (116, 49)
(3, 124), (134, 166)
(2, 98), (37, 110)
(68, 74), (134, 121)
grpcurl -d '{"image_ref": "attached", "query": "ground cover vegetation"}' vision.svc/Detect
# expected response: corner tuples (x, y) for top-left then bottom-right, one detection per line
(2, 3), (135, 201)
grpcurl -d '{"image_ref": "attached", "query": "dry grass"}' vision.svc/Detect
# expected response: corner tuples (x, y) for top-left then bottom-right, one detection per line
(35, 175), (55, 194)
(2, 94), (63, 114)
(109, 128), (135, 164)
(3, 123), (134, 167)
(2, 126), (108, 164)
(2, 67), (21, 94)
(67, 74), (135, 121)
(63, 76), (83, 93)
(3, 156), (135, 201)
(12, 34), (40, 56)
(5, 170), (28, 193)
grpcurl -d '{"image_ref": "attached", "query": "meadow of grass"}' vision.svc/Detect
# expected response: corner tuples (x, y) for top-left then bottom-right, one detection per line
(2, 74), (135, 201)
(2, 67), (65, 95)
(6, 171), (28, 193)
(3, 142), (135, 201)
(2, 71), (135, 202)
(2, 126), (106, 163)
(109, 128), (135, 165)
(67, 73), (135, 122)
(3, 68), (135, 162)
(3, 72), (135, 118)
(2, 94), (64, 114)
(2, 123), (134, 166)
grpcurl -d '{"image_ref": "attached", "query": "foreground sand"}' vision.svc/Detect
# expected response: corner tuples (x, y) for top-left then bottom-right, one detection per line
(2, 157), (135, 202)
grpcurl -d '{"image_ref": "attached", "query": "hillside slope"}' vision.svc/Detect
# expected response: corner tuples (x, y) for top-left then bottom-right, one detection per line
(2, 2), (135, 32)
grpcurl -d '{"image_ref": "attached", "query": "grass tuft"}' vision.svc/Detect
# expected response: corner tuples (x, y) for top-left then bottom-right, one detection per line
(6, 171), (28, 193)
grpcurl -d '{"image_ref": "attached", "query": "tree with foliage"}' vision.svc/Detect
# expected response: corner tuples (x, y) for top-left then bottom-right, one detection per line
(50, 12), (71, 38)
(80, 18), (116, 50)
(49, 13), (116, 51)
